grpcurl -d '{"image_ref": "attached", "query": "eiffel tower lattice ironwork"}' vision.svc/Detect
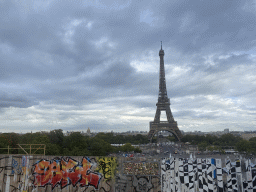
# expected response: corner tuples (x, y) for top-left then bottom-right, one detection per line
(148, 42), (183, 141)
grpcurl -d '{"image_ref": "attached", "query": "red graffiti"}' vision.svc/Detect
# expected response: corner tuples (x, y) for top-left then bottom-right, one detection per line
(32, 157), (102, 189)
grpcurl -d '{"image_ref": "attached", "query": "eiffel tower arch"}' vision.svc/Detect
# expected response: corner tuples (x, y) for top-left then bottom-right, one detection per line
(148, 42), (183, 142)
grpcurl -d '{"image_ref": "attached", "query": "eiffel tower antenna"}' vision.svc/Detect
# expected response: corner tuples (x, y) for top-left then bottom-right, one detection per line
(148, 44), (183, 142)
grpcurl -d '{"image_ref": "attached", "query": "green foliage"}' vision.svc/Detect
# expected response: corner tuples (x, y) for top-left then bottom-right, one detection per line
(63, 132), (90, 156)
(119, 143), (135, 152)
(134, 147), (142, 153)
(236, 140), (252, 154)
(218, 134), (242, 146)
(181, 135), (207, 145)
(198, 142), (208, 151)
(115, 143), (142, 153)
(94, 133), (149, 144)
(207, 146), (214, 152)
(183, 133), (254, 154)
(182, 133), (243, 147)
(87, 138), (113, 156)
(0, 130), (147, 156)
(19, 133), (34, 144)
(46, 144), (61, 155)
(48, 129), (64, 148)
(249, 137), (256, 154)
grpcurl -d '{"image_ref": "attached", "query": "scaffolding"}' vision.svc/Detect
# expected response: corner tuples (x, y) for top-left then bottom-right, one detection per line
(0, 144), (46, 155)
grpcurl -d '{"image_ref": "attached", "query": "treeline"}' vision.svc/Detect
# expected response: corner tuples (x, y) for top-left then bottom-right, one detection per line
(1, 130), (255, 156)
(181, 133), (256, 155)
(93, 132), (149, 144)
(0, 130), (146, 156)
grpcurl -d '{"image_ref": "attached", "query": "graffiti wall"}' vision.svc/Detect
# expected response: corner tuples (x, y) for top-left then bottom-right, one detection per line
(115, 175), (160, 192)
(1, 155), (255, 192)
(119, 159), (161, 191)
(161, 157), (256, 192)
(0, 155), (161, 192)
(0, 155), (118, 192)
(32, 157), (102, 189)
(123, 162), (159, 175)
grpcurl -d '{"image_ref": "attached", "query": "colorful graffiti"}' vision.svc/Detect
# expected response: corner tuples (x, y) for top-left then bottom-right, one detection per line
(32, 157), (102, 189)
(0, 156), (29, 191)
(123, 162), (159, 175)
(132, 176), (153, 192)
(161, 157), (256, 192)
(115, 175), (129, 192)
(11, 158), (22, 174)
(3, 155), (256, 192)
(115, 175), (160, 192)
(96, 157), (117, 181)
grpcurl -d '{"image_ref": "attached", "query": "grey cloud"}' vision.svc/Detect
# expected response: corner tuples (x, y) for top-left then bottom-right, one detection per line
(0, 92), (38, 108)
(0, 0), (256, 132)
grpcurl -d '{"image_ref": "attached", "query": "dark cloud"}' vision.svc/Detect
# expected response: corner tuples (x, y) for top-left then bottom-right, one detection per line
(0, 92), (38, 108)
(0, 0), (256, 132)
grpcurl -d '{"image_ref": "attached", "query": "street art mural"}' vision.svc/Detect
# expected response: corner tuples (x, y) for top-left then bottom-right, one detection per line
(96, 156), (117, 181)
(115, 175), (160, 192)
(123, 162), (159, 175)
(161, 157), (256, 192)
(11, 158), (22, 174)
(132, 176), (153, 192)
(0, 156), (118, 192)
(0, 156), (29, 191)
(0, 155), (256, 191)
(32, 157), (102, 189)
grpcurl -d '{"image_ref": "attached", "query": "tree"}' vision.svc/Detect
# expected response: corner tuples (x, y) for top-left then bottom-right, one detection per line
(205, 135), (218, 145)
(134, 147), (142, 153)
(120, 143), (135, 152)
(207, 146), (214, 152)
(86, 137), (114, 156)
(48, 129), (64, 146)
(63, 132), (89, 156)
(219, 134), (242, 146)
(166, 135), (176, 142)
(95, 132), (115, 144)
(20, 133), (34, 144)
(249, 137), (256, 154)
(236, 139), (252, 154)
(46, 143), (61, 155)
(198, 142), (208, 152)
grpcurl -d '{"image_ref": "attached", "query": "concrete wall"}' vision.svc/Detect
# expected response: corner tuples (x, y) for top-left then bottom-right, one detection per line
(0, 155), (255, 192)
(0, 155), (161, 192)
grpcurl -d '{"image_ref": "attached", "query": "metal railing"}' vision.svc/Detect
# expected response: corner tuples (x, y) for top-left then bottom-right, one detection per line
(0, 144), (46, 155)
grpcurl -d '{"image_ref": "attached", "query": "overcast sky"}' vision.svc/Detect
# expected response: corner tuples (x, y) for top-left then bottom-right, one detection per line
(1, 0), (256, 133)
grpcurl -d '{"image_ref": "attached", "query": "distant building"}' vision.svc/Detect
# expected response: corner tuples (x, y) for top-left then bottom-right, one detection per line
(183, 128), (244, 137)
(224, 129), (229, 134)
(241, 132), (256, 140)
(114, 131), (148, 136)
(65, 131), (73, 136)
(86, 127), (91, 135)
(230, 131), (241, 137)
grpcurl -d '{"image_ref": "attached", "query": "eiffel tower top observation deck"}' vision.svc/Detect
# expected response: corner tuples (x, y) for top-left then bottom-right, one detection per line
(148, 42), (182, 141)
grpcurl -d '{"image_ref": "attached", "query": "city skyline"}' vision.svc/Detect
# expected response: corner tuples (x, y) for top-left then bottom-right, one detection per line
(1, 0), (256, 133)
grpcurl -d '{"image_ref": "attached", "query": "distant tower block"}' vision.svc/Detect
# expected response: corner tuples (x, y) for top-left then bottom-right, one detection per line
(148, 42), (183, 142)
(86, 127), (91, 135)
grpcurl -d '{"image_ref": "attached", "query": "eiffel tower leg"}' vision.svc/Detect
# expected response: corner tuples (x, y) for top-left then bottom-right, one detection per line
(166, 107), (174, 122)
(154, 109), (161, 122)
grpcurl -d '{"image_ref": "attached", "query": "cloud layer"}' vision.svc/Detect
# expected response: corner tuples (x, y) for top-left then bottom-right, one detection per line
(1, 0), (256, 133)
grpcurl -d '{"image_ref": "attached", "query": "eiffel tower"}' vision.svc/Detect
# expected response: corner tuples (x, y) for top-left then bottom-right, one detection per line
(148, 42), (183, 142)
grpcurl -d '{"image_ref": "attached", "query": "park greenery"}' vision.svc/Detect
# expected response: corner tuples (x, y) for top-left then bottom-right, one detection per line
(0, 130), (144, 156)
(0, 130), (255, 156)
(181, 133), (256, 155)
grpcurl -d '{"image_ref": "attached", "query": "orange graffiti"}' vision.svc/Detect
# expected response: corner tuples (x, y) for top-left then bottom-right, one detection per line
(32, 157), (102, 189)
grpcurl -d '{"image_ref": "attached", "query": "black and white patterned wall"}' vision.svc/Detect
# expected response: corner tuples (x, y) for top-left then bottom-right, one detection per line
(161, 157), (256, 192)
